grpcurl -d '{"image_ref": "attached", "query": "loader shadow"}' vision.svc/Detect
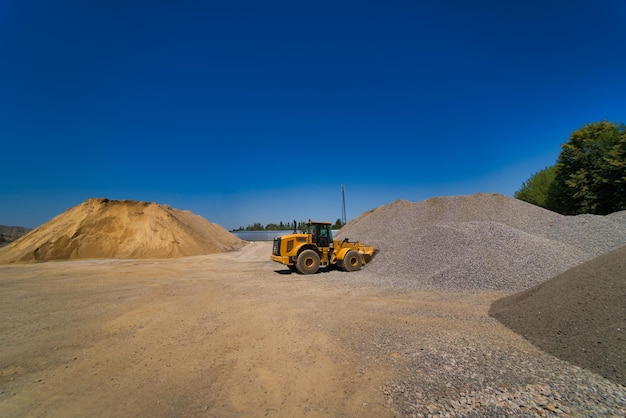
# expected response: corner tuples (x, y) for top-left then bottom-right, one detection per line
(274, 267), (333, 275)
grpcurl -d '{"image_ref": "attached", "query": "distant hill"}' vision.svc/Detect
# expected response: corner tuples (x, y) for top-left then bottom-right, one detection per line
(0, 198), (245, 263)
(0, 225), (32, 247)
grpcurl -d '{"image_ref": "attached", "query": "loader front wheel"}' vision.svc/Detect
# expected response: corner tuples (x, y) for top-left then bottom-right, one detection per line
(342, 250), (362, 272)
(296, 250), (320, 275)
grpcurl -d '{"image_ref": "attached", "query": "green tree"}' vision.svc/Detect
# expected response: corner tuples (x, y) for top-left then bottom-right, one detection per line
(331, 218), (344, 230)
(245, 223), (264, 231)
(549, 121), (626, 215)
(515, 165), (557, 208)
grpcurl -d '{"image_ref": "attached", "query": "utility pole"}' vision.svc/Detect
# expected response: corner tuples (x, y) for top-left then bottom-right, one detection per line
(341, 184), (347, 225)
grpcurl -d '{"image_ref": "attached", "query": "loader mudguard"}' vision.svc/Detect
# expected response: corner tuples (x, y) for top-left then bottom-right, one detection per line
(297, 244), (319, 257)
(334, 247), (352, 262)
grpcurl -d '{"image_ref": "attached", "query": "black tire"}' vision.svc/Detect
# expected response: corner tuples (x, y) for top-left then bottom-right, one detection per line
(296, 249), (320, 275)
(342, 250), (362, 272)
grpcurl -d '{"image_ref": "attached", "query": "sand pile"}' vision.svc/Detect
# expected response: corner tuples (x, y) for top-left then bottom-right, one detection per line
(490, 245), (626, 386)
(337, 193), (626, 291)
(0, 198), (245, 263)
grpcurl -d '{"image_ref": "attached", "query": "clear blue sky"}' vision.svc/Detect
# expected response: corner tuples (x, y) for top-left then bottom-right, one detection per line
(1, 1), (625, 230)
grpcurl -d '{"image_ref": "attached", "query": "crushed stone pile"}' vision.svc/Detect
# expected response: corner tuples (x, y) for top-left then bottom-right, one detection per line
(0, 198), (245, 263)
(489, 245), (626, 386)
(337, 193), (626, 292)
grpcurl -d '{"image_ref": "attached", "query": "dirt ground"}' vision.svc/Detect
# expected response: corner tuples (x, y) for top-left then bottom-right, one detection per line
(0, 242), (551, 417)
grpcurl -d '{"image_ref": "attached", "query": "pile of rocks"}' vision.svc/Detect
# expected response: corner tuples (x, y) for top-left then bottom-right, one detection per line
(337, 193), (626, 292)
(336, 193), (626, 414)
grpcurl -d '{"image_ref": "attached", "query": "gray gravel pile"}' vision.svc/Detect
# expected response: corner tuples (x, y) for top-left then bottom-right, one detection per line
(337, 193), (626, 292)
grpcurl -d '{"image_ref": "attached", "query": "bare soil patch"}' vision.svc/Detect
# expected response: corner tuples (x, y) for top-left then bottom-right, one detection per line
(2, 243), (624, 417)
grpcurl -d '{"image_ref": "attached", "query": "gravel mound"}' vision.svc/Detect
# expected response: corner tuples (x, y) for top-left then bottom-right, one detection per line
(335, 192), (626, 397)
(490, 244), (626, 387)
(337, 193), (626, 292)
(0, 198), (245, 263)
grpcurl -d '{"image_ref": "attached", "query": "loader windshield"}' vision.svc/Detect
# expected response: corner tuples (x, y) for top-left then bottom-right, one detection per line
(311, 223), (332, 247)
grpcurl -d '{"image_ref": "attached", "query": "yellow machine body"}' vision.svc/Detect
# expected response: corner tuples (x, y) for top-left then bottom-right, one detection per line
(270, 221), (375, 274)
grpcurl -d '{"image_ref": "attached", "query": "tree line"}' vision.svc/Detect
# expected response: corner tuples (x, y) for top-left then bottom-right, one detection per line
(515, 120), (625, 215)
(232, 219), (345, 232)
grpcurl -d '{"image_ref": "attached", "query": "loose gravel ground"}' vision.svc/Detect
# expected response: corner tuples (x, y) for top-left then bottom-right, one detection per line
(331, 193), (626, 416)
(318, 270), (626, 417)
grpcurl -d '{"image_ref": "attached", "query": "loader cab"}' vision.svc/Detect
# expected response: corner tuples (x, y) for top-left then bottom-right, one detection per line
(308, 221), (332, 248)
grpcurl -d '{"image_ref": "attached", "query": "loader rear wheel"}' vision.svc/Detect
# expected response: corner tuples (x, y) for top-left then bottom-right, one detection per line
(296, 250), (320, 275)
(342, 250), (362, 272)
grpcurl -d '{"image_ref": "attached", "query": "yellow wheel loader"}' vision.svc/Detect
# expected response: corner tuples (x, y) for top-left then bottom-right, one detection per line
(270, 220), (375, 274)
